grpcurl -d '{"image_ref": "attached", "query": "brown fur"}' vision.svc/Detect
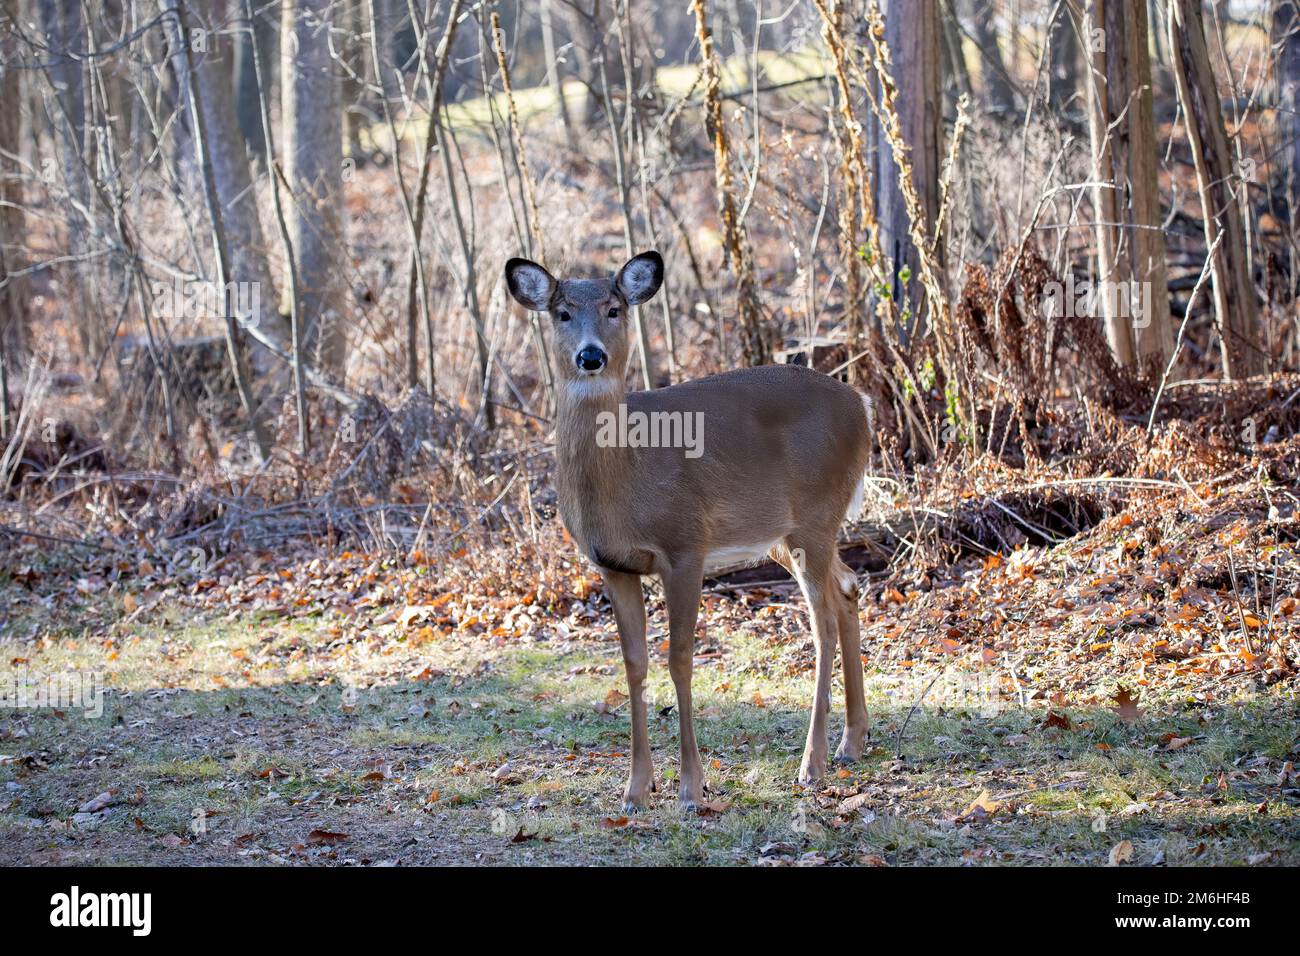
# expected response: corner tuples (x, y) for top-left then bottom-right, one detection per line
(507, 252), (873, 810)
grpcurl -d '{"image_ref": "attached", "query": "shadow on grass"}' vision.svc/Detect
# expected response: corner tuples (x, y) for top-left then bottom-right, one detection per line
(2, 656), (1297, 865)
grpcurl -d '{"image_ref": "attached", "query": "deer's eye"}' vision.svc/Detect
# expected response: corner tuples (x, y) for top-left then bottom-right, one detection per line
(557, 310), (571, 322)
(607, 307), (619, 318)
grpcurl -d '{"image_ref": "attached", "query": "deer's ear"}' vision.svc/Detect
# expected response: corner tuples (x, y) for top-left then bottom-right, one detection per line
(505, 258), (556, 311)
(615, 251), (664, 306)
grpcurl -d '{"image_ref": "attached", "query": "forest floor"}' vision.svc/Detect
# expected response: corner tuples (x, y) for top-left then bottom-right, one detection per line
(2, 444), (1298, 865)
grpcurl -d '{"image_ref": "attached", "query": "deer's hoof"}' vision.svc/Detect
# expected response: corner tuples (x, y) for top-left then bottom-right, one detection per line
(835, 726), (868, 763)
(797, 760), (826, 786)
(833, 741), (864, 764)
(677, 785), (704, 813)
(622, 784), (650, 813)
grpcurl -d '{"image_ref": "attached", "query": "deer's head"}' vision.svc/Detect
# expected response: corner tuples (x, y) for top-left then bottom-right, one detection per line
(505, 251), (663, 391)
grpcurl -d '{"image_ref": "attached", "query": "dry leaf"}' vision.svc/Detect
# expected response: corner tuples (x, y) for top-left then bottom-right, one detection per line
(77, 791), (113, 813)
(1108, 840), (1133, 866)
(837, 793), (872, 816)
(398, 604), (436, 628)
(604, 688), (629, 709)
(959, 789), (1002, 822)
(1113, 688), (1141, 723)
(1042, 711), (1072, 731)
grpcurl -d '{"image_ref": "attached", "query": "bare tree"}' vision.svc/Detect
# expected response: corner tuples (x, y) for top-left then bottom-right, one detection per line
(940, 0), (973, 102)
(1275, 0), (1300, 291)
(967, 0), (1017, 114)
(191, 0), (287, 374)
(0, 4), (21, 437)
(872, 0), (942, 340)
(1167, 0), (1264, 379)
(174, 0), (269, 459)
(0, 5), (25, 359)
(564, 0), (627, 130)
(242, 0), (309, 453)
(691, 0), (769, 366)
(281, 0), (347, 375)
(233, 1), (274, 161)
(1083, 0), (1174, 368)
(541, 0), (576, 150)
(1048, 0), (1081, 112)
(36, 0), (97, 358)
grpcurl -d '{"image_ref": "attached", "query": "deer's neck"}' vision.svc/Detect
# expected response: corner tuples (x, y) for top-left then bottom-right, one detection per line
(554, 381), (635, 547)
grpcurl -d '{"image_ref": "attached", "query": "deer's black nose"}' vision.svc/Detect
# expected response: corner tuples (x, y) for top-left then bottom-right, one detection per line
(575, 345), (607, 372)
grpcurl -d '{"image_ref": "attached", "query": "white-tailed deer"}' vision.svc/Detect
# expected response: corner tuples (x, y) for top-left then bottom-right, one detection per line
(506, 251), (872, 811)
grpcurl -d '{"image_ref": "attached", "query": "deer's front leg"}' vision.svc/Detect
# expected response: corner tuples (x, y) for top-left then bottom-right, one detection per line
(662, 560), (705, 810)
(602, 569), (653, 812)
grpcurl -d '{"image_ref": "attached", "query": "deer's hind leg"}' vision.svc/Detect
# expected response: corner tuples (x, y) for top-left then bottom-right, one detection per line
(832, 556), (868, 762)
(775, 537), (841, 785)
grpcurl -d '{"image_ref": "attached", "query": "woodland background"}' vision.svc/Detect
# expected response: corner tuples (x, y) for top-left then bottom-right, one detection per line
(0, 0), (1297, 866)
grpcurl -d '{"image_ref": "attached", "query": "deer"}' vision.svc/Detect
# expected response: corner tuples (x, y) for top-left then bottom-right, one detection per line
(505, 250), (873, 812)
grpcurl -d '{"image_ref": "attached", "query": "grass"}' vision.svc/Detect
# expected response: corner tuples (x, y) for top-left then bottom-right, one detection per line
(2, 588), (1297, 866)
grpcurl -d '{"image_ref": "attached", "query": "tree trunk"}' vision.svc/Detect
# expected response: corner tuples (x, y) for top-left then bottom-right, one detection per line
(565, 1), (624, 129)
(38, 0), (96, 357)
(1275, 0), (1300, 295)
(193, 0), (288, 374)
(967, 0), (1016, 114)
(872, 0), (942, 341)
(340, 0), (366, 161)
(371, 0), (404, 102)
(541, 0), (576, 150)
(691, 0), (769, 366)
(233, 1), (275, 161)
(282, 0), (347, 375)
(1048, 0), (1081, 112)
(0, 6), (23, 438)
(940, 0), (973, 103)
(0, 8), (27, 370)
(175, 0), (270, 459)
(1168, 0), (1265, 379)
(1083, 0), (1174, 368)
